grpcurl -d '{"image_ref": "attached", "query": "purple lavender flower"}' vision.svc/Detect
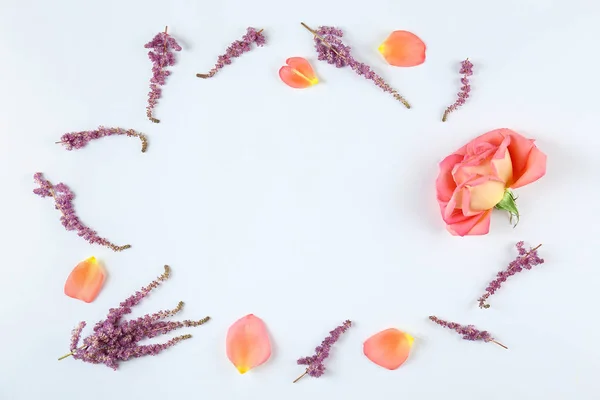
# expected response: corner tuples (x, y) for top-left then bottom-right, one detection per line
(144, 26), (182, 123)
(294, 320), (352, 383)
(33, 173), (131, 252)
(196, 27), (266, 78)
(301, 23), (410, 108)
(478, 242), (544, 309)
(56, 126), (148, 152)
(429, 316), (507, 349)
(59, 266), (210, 370)
(442, 58), (473, 121)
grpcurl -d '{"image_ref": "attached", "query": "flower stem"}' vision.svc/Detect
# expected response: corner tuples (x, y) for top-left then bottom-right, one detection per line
(58, 352), (74, 360)
(492, 340), (508, 349)
(442, 109), (449, 122)
(58, 345), (87, 360)
(293, 370), (308, 383)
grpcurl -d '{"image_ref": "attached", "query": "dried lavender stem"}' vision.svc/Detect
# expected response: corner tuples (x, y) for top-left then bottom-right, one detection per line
(301, 22), (344, 58)
(293, 370), (308, 383)
(492, 340), (508, 349)
(59, 313), (210, 360)
(56, 128), (148, 153)
(305, 24), (410, 108)
(196, 27), (266, 78)
(478, 243), (543, 309)
(442, 58), (473, 121)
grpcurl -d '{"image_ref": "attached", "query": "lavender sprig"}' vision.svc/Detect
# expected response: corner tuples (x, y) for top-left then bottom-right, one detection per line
(196, 28), (266, 78)
(59, 266), (210, 370)
(56, 126), (148, 153)
(144, 26), (181, 123)
(428, 316), (507, 349)
(301, 23), (410, 108)
(442, 58), (473, 122)
(478, 242), (544, 309)
(33, 173), (131, 252)
(294, 320), (352, 383)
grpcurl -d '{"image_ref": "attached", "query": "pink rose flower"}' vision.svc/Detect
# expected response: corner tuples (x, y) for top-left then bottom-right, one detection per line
(436, 128), (547, 236)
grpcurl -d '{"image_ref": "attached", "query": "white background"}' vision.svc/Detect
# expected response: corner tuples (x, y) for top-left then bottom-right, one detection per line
(1, 0), (599, 398)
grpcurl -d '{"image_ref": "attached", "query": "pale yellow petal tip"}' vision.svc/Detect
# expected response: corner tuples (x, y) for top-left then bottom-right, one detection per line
(378, 44), (386, 54)
(86, 256), (97, 263)
(237, 366), (250, 374)
(310, 77), (319, 85)
(406, 333), (415, 346)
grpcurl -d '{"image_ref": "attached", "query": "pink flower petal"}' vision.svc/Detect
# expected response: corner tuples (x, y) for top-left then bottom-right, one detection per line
(226, 314), (271, 374)
(378, 31), (426, 67)
(363, 328), (414, 370)
(64, 256), (106, 303)
(279, 57), (319, 88)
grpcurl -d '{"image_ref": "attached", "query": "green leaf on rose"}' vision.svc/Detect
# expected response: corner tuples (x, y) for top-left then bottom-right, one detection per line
(494, 189), (520, 227)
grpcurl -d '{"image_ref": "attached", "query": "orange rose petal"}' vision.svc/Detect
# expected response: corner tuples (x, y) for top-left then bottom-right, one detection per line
(279, 57), (319, 88)
(64, 256), (106, 303)
(363, 328), (414, 370)
(226, 314), (271, 374)
(378, 31), (426, 67)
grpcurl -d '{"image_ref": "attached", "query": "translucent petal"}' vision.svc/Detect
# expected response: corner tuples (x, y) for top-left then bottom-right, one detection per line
(363, 328), (414, 370)
(378, 31), (426, 67)
(226, 314), (271, 374)
(279, 57), (319, 88)
(64, 256), (106, 303)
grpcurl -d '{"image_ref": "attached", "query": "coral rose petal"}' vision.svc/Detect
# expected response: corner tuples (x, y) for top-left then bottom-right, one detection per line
(363, 328), (414, 370)
(506, 132), (547, 188)
(491, 139), (513, 184)
(64, 256), (106, 303)
(436, 154), (463, 202)
(510, 145), (546, 188)
(226, 314), (271, 374)
(279, 57), (319, 88)
(378, 31), (426, 67)
(445, 210), (491, 236)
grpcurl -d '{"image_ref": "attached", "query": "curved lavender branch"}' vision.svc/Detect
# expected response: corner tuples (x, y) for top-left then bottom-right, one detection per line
(442, 58), (473, 121)
(196, 27), (266, 78)
(294, 320), (352, 383)
(33, 173), (131, 252)
(56, 126), (148, 153)
(429, 316), (507, 349)
(478, 242), (544, 309)
(60, 266), (211, 370)
(301, 23), (410, 108)
(144, 26), (181, 123)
